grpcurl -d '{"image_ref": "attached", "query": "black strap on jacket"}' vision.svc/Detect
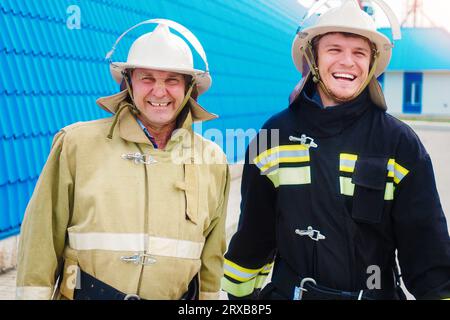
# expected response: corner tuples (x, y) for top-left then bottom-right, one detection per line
(73, 269), (199, 300)
(268, 258), (402, 300)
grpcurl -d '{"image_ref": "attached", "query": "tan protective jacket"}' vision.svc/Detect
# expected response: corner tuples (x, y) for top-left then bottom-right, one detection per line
(16, 91), (230, 300)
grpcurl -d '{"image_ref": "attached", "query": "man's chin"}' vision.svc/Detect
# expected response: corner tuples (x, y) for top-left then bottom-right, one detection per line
(331, 90), (358, 102)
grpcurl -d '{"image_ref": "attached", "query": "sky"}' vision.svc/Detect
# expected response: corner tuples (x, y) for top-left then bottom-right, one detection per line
(297, 0), (450, 32)
(373, 0), (450, 32)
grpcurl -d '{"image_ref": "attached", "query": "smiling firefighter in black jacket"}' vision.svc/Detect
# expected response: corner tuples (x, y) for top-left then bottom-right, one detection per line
(222, 0), (450, 300)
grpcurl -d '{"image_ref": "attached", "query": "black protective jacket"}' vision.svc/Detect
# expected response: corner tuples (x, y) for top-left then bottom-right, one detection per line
(223, 82), (450, 300)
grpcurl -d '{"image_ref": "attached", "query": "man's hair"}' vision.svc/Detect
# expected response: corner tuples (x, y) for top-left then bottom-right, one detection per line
(311, 32), (377, 67)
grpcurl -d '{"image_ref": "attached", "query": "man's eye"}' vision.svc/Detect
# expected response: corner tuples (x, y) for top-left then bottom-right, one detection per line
(166, 79), (180, 85)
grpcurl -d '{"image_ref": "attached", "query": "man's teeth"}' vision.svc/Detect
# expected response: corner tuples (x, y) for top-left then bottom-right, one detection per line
(333, 73), (355, 80)
(149, 102), (170, 107)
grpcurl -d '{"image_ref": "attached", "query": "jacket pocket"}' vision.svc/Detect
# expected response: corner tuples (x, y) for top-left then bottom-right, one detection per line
(351, 156), (388, 224)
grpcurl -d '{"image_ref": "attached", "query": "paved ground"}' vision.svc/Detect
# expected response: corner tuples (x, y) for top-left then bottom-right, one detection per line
(0, 269), (15, 300)
(1, 121), (449, 300)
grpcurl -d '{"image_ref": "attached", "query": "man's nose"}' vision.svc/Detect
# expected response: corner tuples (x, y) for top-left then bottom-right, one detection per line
(340, 51), (355, 67)
(152, 80), (167, 97)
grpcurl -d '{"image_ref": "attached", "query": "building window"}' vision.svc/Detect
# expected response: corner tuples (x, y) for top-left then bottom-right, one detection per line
(403, 72), (423, 114)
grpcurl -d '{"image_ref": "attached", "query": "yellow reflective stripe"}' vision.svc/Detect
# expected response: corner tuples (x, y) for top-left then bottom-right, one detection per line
(255, 274), (269, 289)
(340, 176), (355, 196)
(224, 259), (262, 282)
(340, 165), (355, 173)
(394, 162), (409, 184)
(384, 182), (395, 200)
(224, 260), (274, 283)
(388, 159), (409, 184)
(339, 155), (408, 196)
(339, 153), (358, 173)
(340, 153), (358, 161)
(267, 167), (311, 188)
(387, 159), (395, 178)
(221, 276), (257, 297)
(254, 145), (308, 164)
(261, 262), (274, 274)
(341, 178), (395, 200)
(260, 156), (310, 173)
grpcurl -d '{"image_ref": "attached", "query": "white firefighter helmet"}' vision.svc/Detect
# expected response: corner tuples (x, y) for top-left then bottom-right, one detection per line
(292, 0), (401, 78)
(106, 19), (211, 95)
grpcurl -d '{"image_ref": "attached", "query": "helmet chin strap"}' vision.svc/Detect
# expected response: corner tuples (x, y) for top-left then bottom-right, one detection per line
(301, 42), (380, 105)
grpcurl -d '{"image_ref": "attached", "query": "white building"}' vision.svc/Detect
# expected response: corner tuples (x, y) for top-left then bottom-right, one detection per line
(379, 28), (450, 116)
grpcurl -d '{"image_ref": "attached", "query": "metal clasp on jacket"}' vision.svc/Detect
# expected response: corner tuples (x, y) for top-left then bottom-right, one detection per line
(293, 277), (317, 300)
(295, 226), (326, 241)
(289, 134), (318, 148)
(120, 253), (156, 265)
(121, 152), (157, 165)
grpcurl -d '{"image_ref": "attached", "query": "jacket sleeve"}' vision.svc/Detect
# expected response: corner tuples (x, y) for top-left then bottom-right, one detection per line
(16, 130), (73, 299)
(199, 164), (231, 300)
(222, 135), (277, 299)
(392, 150), (450, 299)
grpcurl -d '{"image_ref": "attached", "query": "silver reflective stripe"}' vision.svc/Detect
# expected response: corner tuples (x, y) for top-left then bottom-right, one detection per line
(147, 236), (203, 259)
(340, 159), (356, 170)
(387, 162), (394, 174)
(261, 165), (279, 175)
(339, 154), (358, 172)
(16, 286), (53, 300)
(256, 150), (309, 166)
(394, 168), (406, 183)
(68, 232), (147, 251)
(68, 233), (204, 259)
(224, 263), (259, 281)
(255, 150), (310, 174)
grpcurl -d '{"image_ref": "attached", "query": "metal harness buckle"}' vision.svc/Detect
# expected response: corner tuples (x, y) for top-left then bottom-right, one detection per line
(295, 226), (326, 241)
(120, 253), (157, 265)
(121, 152), (157, 165)
(123, 294), (141, 300)
(293, 277), (317, 300)
(289, 134), (318, 148)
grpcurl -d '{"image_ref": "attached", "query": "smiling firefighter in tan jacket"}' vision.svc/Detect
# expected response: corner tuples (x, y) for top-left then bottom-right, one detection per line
(16, 19), (230, 300)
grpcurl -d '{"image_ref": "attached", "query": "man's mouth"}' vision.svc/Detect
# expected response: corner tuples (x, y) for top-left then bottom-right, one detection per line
(332, 73), (356, 81)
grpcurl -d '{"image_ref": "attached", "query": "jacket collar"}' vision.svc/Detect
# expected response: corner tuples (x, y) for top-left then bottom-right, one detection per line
(96, 90), (218, 146)
(289, 76), (372, 138)
(289, 72), (387, 111)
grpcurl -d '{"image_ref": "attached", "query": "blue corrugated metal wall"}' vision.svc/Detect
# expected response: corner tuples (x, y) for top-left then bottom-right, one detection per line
(0, 0), (305, 239)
